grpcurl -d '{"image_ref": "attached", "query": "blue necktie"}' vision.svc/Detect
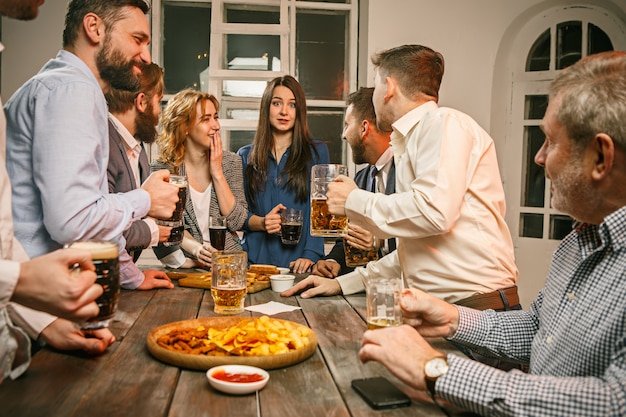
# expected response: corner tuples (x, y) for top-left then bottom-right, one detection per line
(369, 166), (378, 192)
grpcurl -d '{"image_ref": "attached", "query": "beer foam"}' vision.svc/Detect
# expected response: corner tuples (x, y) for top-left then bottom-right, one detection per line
(69, 241), (118, 258)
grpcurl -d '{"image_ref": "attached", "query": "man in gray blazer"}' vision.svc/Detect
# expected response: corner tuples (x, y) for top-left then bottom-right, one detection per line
(312, 87), (395, 278)
(107, 63), (170, 262)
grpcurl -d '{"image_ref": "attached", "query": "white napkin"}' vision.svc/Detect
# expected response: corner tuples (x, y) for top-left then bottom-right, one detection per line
(245, 301), (302, 315)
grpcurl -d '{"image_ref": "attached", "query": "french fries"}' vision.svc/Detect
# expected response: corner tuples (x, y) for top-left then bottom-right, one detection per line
(156, 316), (312, 356)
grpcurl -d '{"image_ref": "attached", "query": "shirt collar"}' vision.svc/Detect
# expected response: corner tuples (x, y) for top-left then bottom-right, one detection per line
(576, 205), (626, 256)
(108, 113), (139, 152)
(390, 100), (438, 154)
(374, 146), (394, 172)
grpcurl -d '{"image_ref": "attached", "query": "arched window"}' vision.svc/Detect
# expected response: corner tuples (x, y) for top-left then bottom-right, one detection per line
(518, 17), (615, 240)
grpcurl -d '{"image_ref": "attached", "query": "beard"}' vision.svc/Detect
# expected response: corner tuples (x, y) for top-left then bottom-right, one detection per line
(549, 155), (598, 222)
(134, 101), (158, 144)
(96, 38), (141, 92)
(350, 137), (367, 165)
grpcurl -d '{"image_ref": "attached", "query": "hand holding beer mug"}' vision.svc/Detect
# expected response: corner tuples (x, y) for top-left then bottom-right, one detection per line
(310, 164), (348, 237)
(365, 277), (402, 330)
(156, 175), (188, 246)
(280, 208), (303, 245)
(344, 223), (379, 267)
(211, 251), (247, 314)
(66, 240), (120, 329)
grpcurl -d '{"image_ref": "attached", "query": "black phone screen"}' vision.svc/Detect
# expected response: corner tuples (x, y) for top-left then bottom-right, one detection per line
(351, 377), (411, 410)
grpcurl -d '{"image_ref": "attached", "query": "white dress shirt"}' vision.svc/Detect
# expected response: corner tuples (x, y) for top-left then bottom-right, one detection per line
(337, 101), (518, 303)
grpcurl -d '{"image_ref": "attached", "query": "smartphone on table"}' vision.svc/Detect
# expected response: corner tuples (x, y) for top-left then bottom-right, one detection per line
(351, 377), (411, 410)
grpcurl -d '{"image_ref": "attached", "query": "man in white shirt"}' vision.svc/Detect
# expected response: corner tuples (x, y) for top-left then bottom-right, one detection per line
(287, 45), (519, 311)
(106, 62), (172, 263)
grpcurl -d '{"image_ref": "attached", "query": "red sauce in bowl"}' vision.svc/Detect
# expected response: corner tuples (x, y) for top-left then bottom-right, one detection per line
(212, 370), (265, 383)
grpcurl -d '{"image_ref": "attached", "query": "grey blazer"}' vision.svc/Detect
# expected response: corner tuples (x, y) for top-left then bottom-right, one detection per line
(151, 152), (248, 262)
(107, 119), (151, 260)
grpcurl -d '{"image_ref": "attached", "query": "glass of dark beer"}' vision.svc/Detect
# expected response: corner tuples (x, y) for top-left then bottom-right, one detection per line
(280, 208), (303, 245)
(156, 175), (187, 246)
(209, 215), (227, 251)
(67, 240), (120, 329)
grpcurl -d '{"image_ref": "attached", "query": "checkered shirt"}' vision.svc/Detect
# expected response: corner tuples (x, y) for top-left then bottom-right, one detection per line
(439, 206), (626, 416)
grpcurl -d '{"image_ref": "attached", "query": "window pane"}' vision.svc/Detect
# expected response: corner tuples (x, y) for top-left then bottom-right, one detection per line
(588, 23), (614, 55)
(522, 126), (545, 207)
(163, 3), (211, 92)
(226, 34), (281, 71)
(524, 95), (548, 120)
(296, 11), (347, 100)
(228, 130), (255, 154)
(550, 214), (573, 240)
(308, 108), (345, 164)
(225, 4), (279, 24)
(520, 213), (543, 238)
(299, 0), (349, 2)
(526, 29), (550, 71)
(556, 21), (582, 69)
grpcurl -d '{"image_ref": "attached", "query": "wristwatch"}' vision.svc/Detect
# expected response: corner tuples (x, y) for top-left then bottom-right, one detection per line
(424, 356), (449, 397)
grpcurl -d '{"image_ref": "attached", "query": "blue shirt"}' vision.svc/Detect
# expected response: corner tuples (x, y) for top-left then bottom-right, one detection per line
(441, 206), (626, 416)
(237, 141), (329, 268)
(4, 50), (150, 288)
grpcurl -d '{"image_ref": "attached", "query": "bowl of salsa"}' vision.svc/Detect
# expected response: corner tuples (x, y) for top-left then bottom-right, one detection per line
(207, 365), (270, 395)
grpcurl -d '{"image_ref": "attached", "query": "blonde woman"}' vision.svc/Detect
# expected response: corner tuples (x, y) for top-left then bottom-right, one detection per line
(152, 89), (248, 269)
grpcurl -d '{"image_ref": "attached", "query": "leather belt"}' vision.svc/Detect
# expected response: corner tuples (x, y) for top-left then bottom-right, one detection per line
(455, 285), (520, 311)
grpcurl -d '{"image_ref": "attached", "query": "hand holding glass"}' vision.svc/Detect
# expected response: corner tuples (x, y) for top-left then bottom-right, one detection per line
(310, 164), (348, 237)
(66, 240), (120, 329)
(156, 175), (188, 246)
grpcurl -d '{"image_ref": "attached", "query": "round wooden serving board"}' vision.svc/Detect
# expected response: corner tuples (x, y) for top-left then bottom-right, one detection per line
(146, 317), (318, 370)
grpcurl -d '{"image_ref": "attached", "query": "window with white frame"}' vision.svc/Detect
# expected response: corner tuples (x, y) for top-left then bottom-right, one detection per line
(517, 18), (614, 240)
(149, 0), (357, 165)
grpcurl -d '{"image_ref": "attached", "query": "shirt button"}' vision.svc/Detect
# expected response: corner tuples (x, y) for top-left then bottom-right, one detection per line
(546, 336), (553, 345)
(567, 292), (576, 300)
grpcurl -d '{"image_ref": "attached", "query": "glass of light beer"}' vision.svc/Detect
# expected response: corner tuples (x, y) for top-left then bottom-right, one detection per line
(211, 250), (248, 314)
(156, 175), (188, 246)
(365, 277), (402, 330)
(67, 240), (120, 329)
(310, 164), (348, 237)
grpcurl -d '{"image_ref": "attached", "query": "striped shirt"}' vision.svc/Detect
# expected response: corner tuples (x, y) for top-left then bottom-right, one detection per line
(439, 205), (626, 416)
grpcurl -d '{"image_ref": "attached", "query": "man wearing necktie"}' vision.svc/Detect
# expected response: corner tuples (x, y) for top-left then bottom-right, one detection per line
(312, 88), (395, 278)
(106, 63), (172, 264)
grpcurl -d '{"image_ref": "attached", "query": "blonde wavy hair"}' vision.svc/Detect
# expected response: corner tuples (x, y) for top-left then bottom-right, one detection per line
(156, 88), (220, 172)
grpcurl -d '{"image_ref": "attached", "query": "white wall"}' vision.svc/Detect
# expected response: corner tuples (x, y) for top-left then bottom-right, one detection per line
(1, 1), (65, 98)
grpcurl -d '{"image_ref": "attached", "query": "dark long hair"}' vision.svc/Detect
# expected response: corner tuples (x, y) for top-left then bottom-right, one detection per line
(245, 75), (317, 206)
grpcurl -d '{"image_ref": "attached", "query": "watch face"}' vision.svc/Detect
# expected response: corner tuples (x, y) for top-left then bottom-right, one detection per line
(425, 357), (449, 379)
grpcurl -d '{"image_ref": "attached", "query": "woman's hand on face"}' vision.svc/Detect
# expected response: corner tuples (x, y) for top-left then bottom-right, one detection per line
(208, 131), (225, 178)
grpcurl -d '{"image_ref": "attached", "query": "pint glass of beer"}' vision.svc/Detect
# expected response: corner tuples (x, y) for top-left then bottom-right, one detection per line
(67, 240), (120, 329)
(211, 250), (248, 314)
(365, 277), (402, 330)
(156, 175), (188, 246)
(280, 208), (303, 245)
(209, 215), (227, 251)
(310, 164), (348, 237)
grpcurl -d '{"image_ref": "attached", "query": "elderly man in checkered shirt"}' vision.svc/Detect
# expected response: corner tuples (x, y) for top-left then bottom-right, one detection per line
(358, 50), (626, 417)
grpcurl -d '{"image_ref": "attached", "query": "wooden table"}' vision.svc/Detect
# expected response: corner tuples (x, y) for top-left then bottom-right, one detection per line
(1, 275), (470, 417)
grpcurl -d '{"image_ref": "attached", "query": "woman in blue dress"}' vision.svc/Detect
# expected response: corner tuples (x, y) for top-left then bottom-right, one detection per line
(237, 76), (329, 272)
